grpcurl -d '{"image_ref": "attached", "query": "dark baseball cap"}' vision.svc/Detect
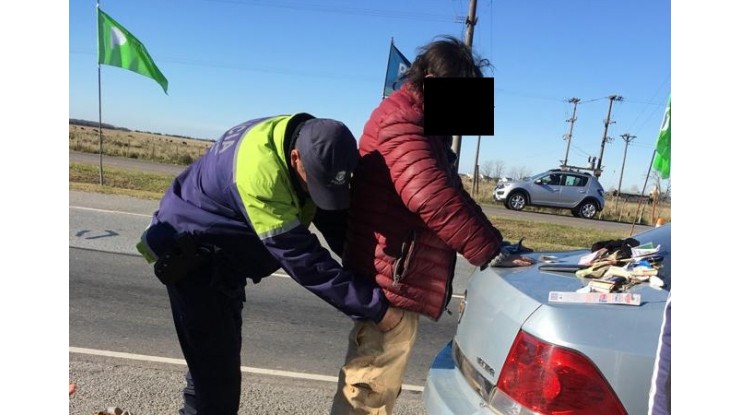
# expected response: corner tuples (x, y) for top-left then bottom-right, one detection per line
(295, 118), (359, 210)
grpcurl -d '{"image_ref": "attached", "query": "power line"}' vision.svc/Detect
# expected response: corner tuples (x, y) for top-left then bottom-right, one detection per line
(579, 96), (609, 104)
(632, 96), (669, 138)
(205, 0), (456, 22)
(71, 50), (378, 83)
(493, 88), (569, 102)
(625, 75), (670, 132)
(569, 143), (592, 159)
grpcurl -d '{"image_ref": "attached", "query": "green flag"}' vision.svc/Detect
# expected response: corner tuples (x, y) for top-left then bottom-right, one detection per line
(97, 8), (168, 94)
(652, 95), (671, 179)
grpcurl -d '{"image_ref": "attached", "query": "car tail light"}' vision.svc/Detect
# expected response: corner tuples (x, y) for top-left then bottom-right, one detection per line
(495, 330), (627, 415)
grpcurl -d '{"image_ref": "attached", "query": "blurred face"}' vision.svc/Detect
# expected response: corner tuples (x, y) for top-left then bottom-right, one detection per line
(290, 148), (309, 191)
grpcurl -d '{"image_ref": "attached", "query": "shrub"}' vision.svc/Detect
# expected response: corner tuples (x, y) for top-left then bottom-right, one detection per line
(177, 154), (194, 165)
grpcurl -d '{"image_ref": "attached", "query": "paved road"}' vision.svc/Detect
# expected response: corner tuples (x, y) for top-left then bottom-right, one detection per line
(70, 150), (186, 176)
(68, 152), (651, 414)
(69, 191), (474, 414)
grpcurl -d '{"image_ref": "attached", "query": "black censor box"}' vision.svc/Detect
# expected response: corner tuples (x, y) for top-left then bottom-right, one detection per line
(423, 77), (494, 136)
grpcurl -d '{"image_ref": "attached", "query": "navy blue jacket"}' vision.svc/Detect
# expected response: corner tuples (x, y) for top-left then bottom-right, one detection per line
(138, 114), (388, 322)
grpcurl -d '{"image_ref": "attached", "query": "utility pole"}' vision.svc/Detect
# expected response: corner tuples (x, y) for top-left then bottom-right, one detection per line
(617, 133), (636, 197)
(463, 0), (478, 60)
(472, 135), (481, 194)
(451, 0), (478, 173)
(595, 95), (623, 178)
(560, 97), (580, 168)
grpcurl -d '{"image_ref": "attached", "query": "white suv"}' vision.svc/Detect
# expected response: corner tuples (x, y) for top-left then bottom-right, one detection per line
(493, 169), (605, 219)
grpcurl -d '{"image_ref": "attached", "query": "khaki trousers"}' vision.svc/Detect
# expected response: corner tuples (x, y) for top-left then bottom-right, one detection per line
(330, 310), (419, 415)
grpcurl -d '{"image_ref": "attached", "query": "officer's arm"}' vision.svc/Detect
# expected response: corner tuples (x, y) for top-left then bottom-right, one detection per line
(235, 171), (387, 322)
(262, 222), (388, 323)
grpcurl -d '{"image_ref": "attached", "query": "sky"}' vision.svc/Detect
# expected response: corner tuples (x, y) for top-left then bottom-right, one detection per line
(68, 0), (670, 193)
(9, 0), (740, 412)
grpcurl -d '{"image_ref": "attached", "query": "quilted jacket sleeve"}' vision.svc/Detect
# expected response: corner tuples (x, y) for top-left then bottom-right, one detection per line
(376, 106), (503, 267)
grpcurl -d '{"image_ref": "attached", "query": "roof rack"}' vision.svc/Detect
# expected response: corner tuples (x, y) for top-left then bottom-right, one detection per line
(549, 167), (593, 176)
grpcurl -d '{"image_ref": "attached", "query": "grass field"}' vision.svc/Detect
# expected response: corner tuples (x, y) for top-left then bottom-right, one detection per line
(69, 124), (212, 166)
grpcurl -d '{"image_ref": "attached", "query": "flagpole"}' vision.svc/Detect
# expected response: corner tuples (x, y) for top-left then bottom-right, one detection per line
(96, 1), (104, 186)
(630, 148), (657, 236)
(382, 37), (394, 100)
(97, 58), (104, 186)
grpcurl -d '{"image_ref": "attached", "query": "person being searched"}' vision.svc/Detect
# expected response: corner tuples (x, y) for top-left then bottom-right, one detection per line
(136, 113), (403, 415)
(330, 36), (535, 415)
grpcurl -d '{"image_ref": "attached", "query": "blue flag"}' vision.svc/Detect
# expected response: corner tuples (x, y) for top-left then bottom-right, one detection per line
(383, 42), (411, 98)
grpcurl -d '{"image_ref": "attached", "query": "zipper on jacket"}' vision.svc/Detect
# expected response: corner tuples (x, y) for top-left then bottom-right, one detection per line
(442, 251), (457, 317)
(392, 230), (418, 286)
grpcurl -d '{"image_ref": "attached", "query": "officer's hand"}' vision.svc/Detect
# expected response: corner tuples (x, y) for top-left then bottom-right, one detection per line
(376, 307), (404, 333)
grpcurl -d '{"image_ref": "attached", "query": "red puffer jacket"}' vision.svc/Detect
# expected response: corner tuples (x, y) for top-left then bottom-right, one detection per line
(343, 85), (504, 320)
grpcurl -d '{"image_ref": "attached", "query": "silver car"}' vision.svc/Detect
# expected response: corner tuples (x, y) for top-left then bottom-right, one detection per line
(423, 224), (670, 415)
(493, 169), (605, 219)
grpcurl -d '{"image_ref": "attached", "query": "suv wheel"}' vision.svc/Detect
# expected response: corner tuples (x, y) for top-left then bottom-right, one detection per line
(507, 191), (527, 211)
(577, 200), (598, 219)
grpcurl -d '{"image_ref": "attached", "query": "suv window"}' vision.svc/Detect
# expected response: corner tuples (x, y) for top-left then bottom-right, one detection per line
(540, 173), (562, 186)
(563, 174), (588, 187)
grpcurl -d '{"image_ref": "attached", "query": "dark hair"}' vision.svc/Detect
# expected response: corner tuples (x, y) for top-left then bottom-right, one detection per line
(401, 35), (491, 92)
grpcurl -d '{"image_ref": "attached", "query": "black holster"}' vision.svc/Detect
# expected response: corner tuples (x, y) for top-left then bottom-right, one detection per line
(153, 234), (212, 285)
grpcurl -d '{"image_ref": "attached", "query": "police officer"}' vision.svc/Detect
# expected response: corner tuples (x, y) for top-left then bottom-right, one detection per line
(137, 113), (402, 415)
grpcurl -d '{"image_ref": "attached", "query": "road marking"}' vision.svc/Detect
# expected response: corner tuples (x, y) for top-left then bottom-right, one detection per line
(69, 347), (425, 392)
(70, 205), (152, 218)
(70, 205), (466, 301)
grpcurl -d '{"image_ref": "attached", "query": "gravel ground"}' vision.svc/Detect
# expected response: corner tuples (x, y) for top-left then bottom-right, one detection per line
(70, 354), (427, 415)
